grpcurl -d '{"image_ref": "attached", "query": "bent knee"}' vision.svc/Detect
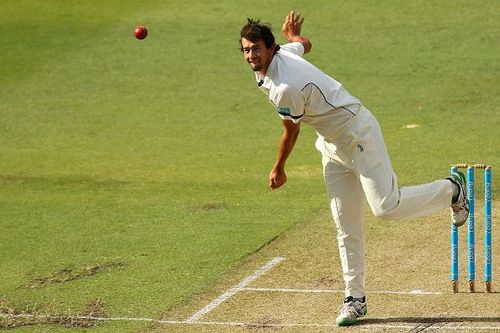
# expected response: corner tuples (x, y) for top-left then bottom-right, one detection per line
(371, 202), (399, 220)
(373, 210), (392, 220)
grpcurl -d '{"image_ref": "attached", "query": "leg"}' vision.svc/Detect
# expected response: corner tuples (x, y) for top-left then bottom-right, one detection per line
(354, 108), (453, 219)
(322, 154), (366, 298)
(361, 164), (453, 220)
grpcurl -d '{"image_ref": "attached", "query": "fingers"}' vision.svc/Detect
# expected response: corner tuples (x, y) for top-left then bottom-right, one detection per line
(297, 16), (304, 27)
(283, 12), (292, 33)
(269, 173), (287, 190)
(269, 176), (278, 189)
(269, 178), (284, 190)
(286, 10), (303, 27)
(282, 10), (304, 40)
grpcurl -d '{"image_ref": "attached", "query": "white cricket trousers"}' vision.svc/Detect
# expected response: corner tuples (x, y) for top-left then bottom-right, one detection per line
(316, 106), (453, 298)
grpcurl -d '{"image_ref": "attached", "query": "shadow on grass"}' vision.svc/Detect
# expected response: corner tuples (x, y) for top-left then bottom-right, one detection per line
(361, 316), (500, 331)
(363, 317), (500, 324)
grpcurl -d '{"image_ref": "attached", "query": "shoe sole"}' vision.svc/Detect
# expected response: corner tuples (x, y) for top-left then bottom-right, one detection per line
(449, 171), (469, 227)
(336, 318), (358, 326)
(336, 308), (367, 326)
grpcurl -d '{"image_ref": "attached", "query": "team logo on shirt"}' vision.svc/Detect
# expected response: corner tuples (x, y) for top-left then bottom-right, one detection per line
(276, 106), (291, 116)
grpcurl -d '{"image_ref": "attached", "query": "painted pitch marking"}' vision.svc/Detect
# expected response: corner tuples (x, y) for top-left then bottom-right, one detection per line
(2, 255), (496, 331)
(185, 256), (285, 323)
(1, 313), (499, 331)
(241, 287), (444, 295)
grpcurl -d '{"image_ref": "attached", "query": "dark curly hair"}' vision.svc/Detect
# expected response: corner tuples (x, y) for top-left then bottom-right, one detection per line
(239, 18), (280, 54)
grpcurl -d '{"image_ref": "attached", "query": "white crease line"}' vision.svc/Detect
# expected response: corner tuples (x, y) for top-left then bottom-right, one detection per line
(1, 314), (498, 331)
(241, 287), (444, 295)
(185, 256), (285, 323)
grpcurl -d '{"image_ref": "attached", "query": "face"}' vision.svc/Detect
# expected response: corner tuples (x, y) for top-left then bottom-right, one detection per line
(240, 38), (275, 73)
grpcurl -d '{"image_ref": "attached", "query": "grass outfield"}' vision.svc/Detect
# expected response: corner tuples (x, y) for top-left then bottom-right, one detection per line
(0, 0), (498, 332)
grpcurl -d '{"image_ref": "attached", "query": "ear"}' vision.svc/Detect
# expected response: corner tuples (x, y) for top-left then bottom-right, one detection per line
(270, 43), (277, 54)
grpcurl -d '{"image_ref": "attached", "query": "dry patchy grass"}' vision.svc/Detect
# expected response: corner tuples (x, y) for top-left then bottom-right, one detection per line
(152, 201), (500, 333)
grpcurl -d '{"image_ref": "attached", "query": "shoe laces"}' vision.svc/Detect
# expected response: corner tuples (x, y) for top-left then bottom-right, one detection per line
(338, 297), (365, 316)
(451, 193), (468, 213)
(451, 200), (465, 213)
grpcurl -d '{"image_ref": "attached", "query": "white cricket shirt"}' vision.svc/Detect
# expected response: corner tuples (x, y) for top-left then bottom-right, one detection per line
(256, 42), (361, 141)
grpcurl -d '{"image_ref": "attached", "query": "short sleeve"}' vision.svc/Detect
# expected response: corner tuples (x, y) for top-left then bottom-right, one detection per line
(271, 84), (305, 123)
(279, 42), (305, 57)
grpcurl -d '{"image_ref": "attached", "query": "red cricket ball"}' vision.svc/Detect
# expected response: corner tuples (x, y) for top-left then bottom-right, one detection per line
(134, 26), (148, 40)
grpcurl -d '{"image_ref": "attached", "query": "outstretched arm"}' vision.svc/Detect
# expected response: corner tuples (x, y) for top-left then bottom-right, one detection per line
(282, 10), (312, 54)
(269, 119), (301, 189)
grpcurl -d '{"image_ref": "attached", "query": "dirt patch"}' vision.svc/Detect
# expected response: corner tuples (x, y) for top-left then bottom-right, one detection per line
(27, 262), (124, 289)
(191, 202), (228, 213)
(245, 317), (284, 330)
(314, 276), (342, 288)
(0, 299), (105, 329)
(152, 202), (500, 333)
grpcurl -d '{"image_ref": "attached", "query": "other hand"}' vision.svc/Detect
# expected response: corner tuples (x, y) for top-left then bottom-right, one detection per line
(269, 166), (287, 189)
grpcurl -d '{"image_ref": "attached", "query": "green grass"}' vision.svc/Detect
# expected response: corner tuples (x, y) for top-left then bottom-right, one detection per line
(1, 0), (499, 332)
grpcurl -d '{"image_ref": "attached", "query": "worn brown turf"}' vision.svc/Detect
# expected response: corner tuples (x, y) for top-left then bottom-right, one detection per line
(153, 203), (500, 333)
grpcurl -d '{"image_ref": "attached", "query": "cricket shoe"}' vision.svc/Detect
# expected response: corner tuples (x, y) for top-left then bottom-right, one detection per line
(447, 171), (469, 227)
(335, 296), (367, 326)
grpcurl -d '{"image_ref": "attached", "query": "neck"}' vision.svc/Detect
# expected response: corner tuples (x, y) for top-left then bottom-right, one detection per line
(258, 54), (274, 78)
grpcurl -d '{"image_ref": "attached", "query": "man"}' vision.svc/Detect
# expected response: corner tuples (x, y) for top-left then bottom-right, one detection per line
(239, 11), (468, 326)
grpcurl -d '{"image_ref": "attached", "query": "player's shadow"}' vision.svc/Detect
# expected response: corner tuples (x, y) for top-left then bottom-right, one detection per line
(363, 316), (500, 325)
